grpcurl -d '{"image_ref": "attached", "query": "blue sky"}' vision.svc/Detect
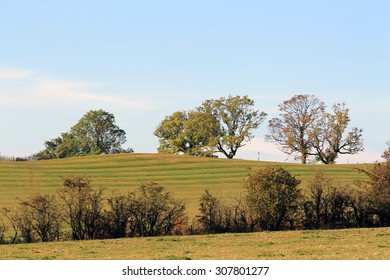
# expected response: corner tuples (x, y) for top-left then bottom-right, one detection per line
(1, 0), (389, 163)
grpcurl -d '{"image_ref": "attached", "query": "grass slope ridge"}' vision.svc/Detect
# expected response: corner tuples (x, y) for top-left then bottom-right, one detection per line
(0, 153), (368, 217)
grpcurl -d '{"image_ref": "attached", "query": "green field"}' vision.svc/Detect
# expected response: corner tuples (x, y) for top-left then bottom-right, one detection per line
(0, 153), (369, 217)
(1, 227), (389, 260)
(1, 153), (381, 260)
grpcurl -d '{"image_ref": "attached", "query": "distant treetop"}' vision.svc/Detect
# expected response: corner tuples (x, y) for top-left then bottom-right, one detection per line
(35, 109), (131, 160)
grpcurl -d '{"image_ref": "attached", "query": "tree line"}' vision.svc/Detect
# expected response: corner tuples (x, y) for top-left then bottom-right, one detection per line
(155, 94), (364, 164)
(0, 93), (366, 164)
(2, 149), (390, 244)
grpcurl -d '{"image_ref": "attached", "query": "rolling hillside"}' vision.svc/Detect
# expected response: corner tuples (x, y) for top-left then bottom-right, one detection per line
(0, 153), (369, 217)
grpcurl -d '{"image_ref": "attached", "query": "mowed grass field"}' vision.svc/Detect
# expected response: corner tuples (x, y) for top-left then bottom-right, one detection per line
(0, 153), (369, 217)
(1, 227), (390, 260)
(2, 153), (383, 260)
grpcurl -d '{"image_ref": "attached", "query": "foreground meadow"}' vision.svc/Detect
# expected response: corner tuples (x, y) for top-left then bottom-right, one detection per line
(1, 227), (389, 260)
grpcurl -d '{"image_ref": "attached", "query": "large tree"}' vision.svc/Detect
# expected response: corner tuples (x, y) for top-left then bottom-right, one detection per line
(154, 95), (267, 159)
(154, 110), (218, 156)
(311, 103), (364, 164)
(199, 95), (267, 159)
(266, 95), (363, 164)
(35, 109), (127, 159)
(266, 95), (325, 164)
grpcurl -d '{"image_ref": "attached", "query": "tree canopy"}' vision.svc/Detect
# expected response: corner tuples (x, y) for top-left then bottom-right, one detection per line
(35, 109), (128, 159)
(266, 94), (363, 164)
(154, 95), (267, 159)
(199, 95), (267, 159)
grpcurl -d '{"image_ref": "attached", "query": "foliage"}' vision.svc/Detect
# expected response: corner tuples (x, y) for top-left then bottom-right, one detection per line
(199, 95), (267, 159)
(244, 166), (302, 230)
(266, 95), (325, 164)
(154, 110), (217, 156)
(359, 161), (390, 226)
(100, 192), (133, 239)
(266, 95), (363, 164)
(0, 219), (6, 244)
(381, 141), (390, 162)
(312, 103), (364, 164)
(155, 95), (266, 159)
(35, 109), (128, 159)
(197, 190), (225, 233)
(126, 182), (187, 237)
(303, 170), (372, 229)
(58, 176), (105, 240)
(197, 191), (256, 234)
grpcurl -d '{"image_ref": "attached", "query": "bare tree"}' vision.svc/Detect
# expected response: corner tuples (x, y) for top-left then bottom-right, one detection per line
(266, 95), (325, 164)
(19, 194), (62, 242)
(267, 95), (363, 164)
(58, 176), (104, 240)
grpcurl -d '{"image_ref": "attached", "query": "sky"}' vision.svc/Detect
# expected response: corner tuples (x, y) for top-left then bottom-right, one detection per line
(1, 0), (389, 163)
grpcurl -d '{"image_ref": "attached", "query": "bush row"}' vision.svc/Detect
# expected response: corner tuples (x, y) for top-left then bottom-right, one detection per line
(1, 162), (390, 244)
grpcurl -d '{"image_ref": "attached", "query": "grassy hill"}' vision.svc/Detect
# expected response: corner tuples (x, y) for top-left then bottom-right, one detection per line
(0, 153), (384, 260)
(0, 153), (369, 217)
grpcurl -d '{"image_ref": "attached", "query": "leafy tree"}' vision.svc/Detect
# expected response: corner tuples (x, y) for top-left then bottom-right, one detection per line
(155, 95), (266, 159)
(358, 159), (390, 226)
(266, 95), (363, 164)
(199, 95), (267, 159)
(312, 103), (364, 164)
(35, 109), (127, 159)
(154, 110), (217, 156)
(244, 166), (302, 230)
(70, 109), (126, 155)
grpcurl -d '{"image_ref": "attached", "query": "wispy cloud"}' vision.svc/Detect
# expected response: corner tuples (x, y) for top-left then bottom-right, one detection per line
(0, 68), (150, 109)
(337, 149), (380, 164)
(0, 69), (33, 80)
(238, 138), (289, 162)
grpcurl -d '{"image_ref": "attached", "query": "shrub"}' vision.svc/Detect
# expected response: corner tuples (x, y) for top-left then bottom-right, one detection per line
(197, 191), (256, 234)
(2, 207), (35, 243)
(58, 176), (105, 240)
(359, 162), (390, 226)
(19, 194), (62, 242)
(244, 166), (302, 231)
(0, 219), (6, 244)
(303, 170), (372, 229)
(197, 190), (225, 234)
(126, 182), (187, 237)
(98, 192), (133, 239)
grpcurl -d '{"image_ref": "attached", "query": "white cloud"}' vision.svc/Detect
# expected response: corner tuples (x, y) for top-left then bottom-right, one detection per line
(337, 149), (381, 164)
(37, 78), (150, 109)
(241, 138), (281, 154)
(0, 68), (150, 109)
(237, 138), (289, 162)
(238, 138), (381, 164)
(0, 69), (33, 80)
